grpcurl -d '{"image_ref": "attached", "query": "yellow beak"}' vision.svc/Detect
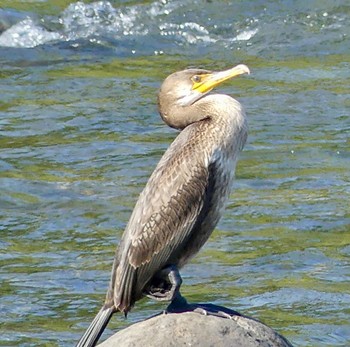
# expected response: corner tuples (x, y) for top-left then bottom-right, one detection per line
(193, 64), (250, 93)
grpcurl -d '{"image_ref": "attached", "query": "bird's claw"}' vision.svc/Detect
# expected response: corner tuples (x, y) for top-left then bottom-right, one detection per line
(193, 307), (235, 319)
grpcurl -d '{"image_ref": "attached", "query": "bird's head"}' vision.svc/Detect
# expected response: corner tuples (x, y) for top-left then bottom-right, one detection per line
(158, 64), (250, 129)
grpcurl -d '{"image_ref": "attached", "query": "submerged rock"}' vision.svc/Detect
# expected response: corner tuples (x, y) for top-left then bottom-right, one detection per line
(98, 304), (293, 347)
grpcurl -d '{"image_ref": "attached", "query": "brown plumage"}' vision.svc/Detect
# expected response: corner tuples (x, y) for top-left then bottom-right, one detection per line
(76, 64), (250, 347)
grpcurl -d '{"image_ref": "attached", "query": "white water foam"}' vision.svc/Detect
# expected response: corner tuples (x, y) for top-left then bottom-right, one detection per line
(0, 1), (261, 49)
(0, 18), (61, 48)
(233, 28), (258, 41)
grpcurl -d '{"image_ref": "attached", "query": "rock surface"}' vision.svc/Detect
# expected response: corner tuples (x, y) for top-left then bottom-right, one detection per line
(98, 309), (293, 347)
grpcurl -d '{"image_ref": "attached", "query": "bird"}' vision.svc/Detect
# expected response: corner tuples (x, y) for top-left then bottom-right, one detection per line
(76, 63), (250, 347)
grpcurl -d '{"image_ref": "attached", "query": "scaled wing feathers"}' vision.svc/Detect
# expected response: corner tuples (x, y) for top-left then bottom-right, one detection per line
(113, 126), (212, 310)
(128, 163), (209, 267)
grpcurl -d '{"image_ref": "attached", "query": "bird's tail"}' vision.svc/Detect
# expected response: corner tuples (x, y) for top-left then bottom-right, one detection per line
(76, 305), (115, 347)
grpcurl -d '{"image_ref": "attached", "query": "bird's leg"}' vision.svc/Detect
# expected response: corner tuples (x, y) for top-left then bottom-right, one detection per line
(145, 265), (182, 302)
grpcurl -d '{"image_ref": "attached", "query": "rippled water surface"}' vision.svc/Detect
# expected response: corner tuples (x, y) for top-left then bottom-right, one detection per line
(1, 1), (349, 346)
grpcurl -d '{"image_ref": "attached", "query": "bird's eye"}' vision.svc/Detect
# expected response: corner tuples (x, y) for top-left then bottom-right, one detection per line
(191, 75), (202, 83)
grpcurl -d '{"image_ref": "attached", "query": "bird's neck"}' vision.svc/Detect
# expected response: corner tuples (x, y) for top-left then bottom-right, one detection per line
(196, 94), (247, 153)
(159, 93), (245, 132)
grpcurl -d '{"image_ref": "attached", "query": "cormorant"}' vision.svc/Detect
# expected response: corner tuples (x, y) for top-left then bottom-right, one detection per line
(76, 63), (250, 347)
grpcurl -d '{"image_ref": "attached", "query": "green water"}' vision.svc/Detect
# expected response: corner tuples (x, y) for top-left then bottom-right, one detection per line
(1, 1), (349, 346)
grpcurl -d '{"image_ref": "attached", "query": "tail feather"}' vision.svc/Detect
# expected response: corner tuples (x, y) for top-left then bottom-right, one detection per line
(76, 306), (115, 347)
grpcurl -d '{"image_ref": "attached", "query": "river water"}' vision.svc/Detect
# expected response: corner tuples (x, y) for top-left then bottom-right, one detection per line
(0, 1), (349, 346)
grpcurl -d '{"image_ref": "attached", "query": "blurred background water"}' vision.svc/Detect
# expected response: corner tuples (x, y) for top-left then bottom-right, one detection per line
(0, 0), (349, 346)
